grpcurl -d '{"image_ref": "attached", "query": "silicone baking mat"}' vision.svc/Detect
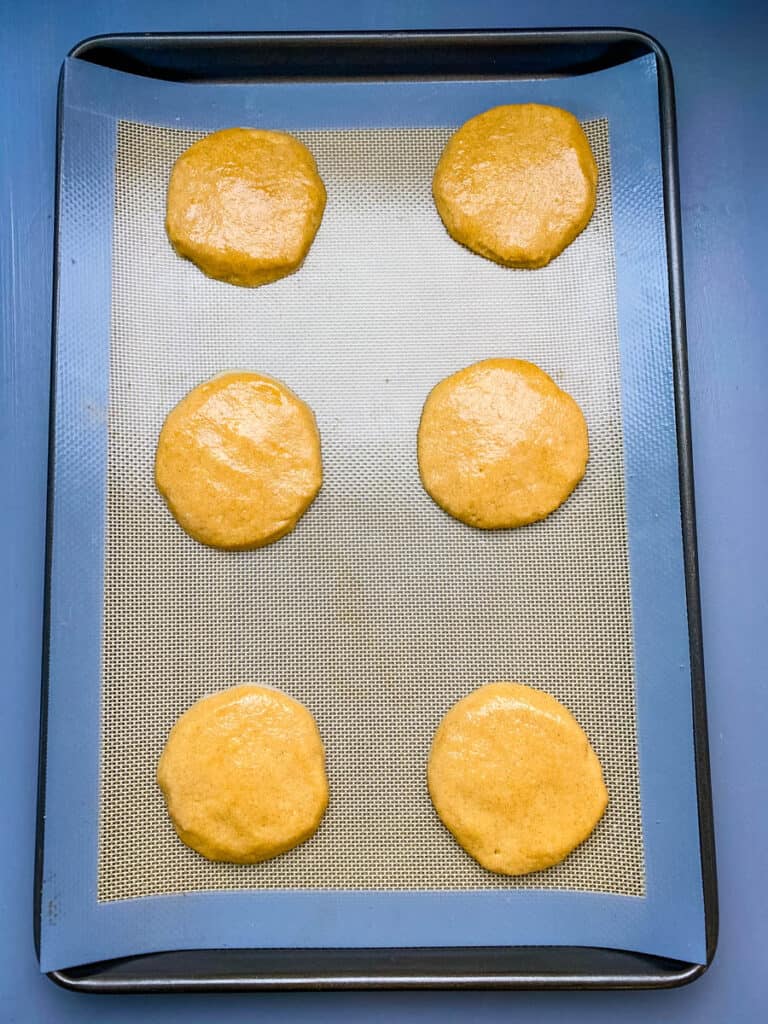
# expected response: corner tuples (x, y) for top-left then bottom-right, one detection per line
(40, 51), (705, 971)
(101, 116), (642, 901)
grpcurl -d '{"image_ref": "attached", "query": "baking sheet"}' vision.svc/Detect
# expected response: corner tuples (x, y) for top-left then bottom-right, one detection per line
(40, 52), (705, 970)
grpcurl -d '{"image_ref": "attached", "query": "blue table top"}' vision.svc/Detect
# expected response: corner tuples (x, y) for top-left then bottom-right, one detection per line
(1, 1), (765, 1021)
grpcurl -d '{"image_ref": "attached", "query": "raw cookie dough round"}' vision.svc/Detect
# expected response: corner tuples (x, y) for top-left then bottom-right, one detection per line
(433, 104), (598, 268)
(417, 358), (588, 529)
(155, 371), (323, 549)
(428, 682), (608, 875)
(166, 127), (326, 287)
(158, 685), (329, 863)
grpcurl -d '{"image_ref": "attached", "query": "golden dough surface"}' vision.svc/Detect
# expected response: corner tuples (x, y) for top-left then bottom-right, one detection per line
(417, 358), (588, 529)
(166, 127), (326, 287)
(157, 685), (329, 863)
(433, 104), (598, 268)
(428, 682), (608, 875)
(155, 371), (322, 550)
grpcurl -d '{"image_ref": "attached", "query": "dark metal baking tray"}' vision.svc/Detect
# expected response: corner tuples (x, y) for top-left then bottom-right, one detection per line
(36, 27), (717, 991)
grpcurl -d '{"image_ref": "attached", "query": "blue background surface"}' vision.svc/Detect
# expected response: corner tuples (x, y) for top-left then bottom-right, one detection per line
(1, 0), (765, 1020)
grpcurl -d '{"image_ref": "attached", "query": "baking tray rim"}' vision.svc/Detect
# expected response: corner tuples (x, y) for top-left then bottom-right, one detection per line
(35, 25), (717, 992)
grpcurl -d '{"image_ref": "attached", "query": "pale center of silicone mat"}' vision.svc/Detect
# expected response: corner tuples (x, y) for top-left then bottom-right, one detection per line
(99, 119), (644, 900)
